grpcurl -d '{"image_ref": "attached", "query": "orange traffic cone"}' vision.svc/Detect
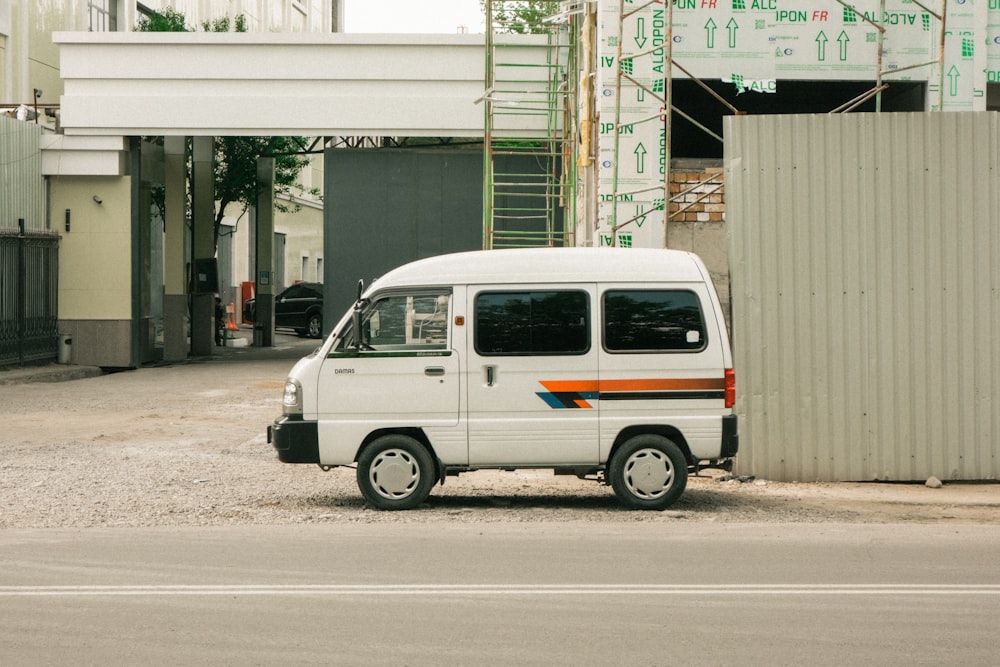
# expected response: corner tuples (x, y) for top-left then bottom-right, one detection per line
(226, 303), (239, 331)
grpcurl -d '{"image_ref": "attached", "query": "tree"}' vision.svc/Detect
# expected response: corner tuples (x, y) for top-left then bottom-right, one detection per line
(484, 1), (560, 34)
(213, 137), (315, 244)
(201, 14), (248, 33)
(136, 8), (315, 247)
(135, 6), (189, 32)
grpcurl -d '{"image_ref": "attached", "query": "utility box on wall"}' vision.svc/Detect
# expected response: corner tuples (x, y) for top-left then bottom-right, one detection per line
(725, 112), (1000, 483)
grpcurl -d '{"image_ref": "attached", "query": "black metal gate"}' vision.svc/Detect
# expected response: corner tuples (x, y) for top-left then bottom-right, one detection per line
(0, 226), (59, 367)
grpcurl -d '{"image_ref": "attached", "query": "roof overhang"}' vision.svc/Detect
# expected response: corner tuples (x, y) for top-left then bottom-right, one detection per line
(54, 31), (553, 138)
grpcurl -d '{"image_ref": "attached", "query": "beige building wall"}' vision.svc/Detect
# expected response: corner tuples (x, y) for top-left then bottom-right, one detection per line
(279, 152), (325, 285)
(277, 201), (325, 286)
(51, 175), (132, 320)
(1, 0), (142, 106)
(51, 174), (135, 367)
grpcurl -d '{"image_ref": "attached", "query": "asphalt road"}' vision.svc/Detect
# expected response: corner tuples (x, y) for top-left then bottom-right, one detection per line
(2, 523), (998, 666)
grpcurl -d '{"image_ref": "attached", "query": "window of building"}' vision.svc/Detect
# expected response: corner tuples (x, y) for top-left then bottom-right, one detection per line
(475, 291), (589, 356)
(88, 0), (117, 32)
(603, 290), (706, 353)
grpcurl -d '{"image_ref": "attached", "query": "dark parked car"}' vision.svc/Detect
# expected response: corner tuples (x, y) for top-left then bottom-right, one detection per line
(244, 282), (323, 338)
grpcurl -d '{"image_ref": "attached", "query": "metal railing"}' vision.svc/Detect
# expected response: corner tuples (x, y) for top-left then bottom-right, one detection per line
(0, 229), (60, 367)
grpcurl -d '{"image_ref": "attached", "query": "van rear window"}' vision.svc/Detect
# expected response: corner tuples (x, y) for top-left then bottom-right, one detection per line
(475, 291), (589, 356)
(603, 290), (706, 352)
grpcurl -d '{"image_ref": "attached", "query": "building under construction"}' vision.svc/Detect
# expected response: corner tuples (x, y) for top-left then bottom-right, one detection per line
(484, 0), (992, 248)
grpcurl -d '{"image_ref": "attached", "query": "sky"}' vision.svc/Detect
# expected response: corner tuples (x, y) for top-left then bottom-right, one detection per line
(343, 0), (486, 34)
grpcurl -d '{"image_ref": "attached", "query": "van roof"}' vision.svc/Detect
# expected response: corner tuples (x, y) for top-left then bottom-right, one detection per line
(370, 248), (709, 289)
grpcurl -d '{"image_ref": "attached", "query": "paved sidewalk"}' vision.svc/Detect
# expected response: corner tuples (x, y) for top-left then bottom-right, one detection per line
(0, 326), (317, 385)
(0, 362), (103, 385)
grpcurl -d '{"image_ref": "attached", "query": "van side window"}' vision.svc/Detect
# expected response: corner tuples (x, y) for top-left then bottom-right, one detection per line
(603, 290), (706, 352)
(335, 291), (450, 352)
(475, 291), (589, 355)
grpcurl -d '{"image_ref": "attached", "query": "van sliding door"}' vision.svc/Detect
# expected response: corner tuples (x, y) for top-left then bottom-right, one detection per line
(466, 286), (599, 466)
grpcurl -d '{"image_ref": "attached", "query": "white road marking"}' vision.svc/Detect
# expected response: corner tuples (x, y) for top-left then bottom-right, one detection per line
(1, 584), (999, 597)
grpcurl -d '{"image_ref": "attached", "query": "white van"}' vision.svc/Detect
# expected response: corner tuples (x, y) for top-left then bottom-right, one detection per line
(268, 247), (737, 510)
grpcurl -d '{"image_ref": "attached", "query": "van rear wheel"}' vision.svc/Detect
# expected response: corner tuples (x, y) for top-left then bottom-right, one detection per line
(356, 435), (434, 510)
(609, 435), (687, 510)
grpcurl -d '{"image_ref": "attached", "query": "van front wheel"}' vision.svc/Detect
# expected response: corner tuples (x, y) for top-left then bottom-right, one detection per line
(609, 435), (687, 510)
(357, 435), (434, 510)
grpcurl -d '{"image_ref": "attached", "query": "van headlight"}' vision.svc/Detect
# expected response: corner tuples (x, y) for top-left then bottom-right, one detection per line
(282, 378), (303, 415)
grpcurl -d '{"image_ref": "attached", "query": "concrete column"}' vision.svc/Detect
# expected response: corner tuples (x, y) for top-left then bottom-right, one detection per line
(254, 157), (275, 347)
(331, 0), (344, 32)
(163, 136), (188, 361)
(190, 136), (215, 356)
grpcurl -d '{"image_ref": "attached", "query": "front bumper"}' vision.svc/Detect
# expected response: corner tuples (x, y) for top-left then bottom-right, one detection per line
(267, 415), (320, 464)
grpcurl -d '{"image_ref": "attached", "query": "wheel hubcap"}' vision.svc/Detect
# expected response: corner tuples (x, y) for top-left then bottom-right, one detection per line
(624, 448), (674, 499)
(369, 449), (420, 499)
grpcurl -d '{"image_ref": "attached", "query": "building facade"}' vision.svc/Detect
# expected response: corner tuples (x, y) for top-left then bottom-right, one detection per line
(2, 0), (332, 366)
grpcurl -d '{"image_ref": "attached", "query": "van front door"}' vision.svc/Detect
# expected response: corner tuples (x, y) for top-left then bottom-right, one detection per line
(466, 286), (599, 466)
(316, 290), (461, 461)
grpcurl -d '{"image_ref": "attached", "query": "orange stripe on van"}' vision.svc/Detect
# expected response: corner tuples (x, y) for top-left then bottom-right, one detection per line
(539, 380), (600, 393)
(540, 378), (725, 393)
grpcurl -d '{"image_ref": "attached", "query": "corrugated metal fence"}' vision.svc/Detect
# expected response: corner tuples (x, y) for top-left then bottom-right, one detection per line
(1, 116), (59, 367)
(725, 112), (999, 482)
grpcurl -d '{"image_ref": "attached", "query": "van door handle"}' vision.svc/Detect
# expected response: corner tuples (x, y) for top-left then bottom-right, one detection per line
(424, 366), (445, 377)
(485, 365), (496, 386)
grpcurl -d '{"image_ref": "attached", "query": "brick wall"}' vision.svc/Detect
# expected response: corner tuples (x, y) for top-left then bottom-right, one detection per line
(666, 160), (729, 323)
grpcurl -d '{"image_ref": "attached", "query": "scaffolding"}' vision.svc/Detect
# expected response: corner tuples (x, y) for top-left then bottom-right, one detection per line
(829, 0), (948, 113)
(605, 0), (950, 248)
(482, 1), (579, 248)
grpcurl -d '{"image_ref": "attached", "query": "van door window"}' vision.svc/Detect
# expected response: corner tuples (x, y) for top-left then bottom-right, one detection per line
(335, 291), (450, 353)
(603, 290), (707, 352)
(474, 291), (589, 355)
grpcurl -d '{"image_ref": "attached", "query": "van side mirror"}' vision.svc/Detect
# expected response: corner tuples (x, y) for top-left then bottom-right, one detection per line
(351, 305), (362, 352)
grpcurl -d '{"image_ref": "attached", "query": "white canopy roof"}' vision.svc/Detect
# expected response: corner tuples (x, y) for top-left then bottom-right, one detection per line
(53, 31), (552, 137)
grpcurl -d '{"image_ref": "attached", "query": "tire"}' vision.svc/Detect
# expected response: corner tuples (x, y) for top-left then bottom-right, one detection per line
(306, 313), (322, 338)
(608, 434), (688, 510)
(356, 435), (435, 510)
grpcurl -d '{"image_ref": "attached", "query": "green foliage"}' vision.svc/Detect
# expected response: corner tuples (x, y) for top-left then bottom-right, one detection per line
(201, 14), (248, 33)
(485, 1), (560, 34)
(135, 6), (190, 32)
(213, 137), (317, 236)
(136, 7), (247, 32)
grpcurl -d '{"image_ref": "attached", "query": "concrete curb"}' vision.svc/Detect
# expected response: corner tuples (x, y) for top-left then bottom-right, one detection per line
(0, 363), (104, 385)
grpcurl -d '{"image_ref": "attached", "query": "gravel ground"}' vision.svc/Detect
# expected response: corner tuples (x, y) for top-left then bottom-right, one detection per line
(3, 332), (998, 529)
